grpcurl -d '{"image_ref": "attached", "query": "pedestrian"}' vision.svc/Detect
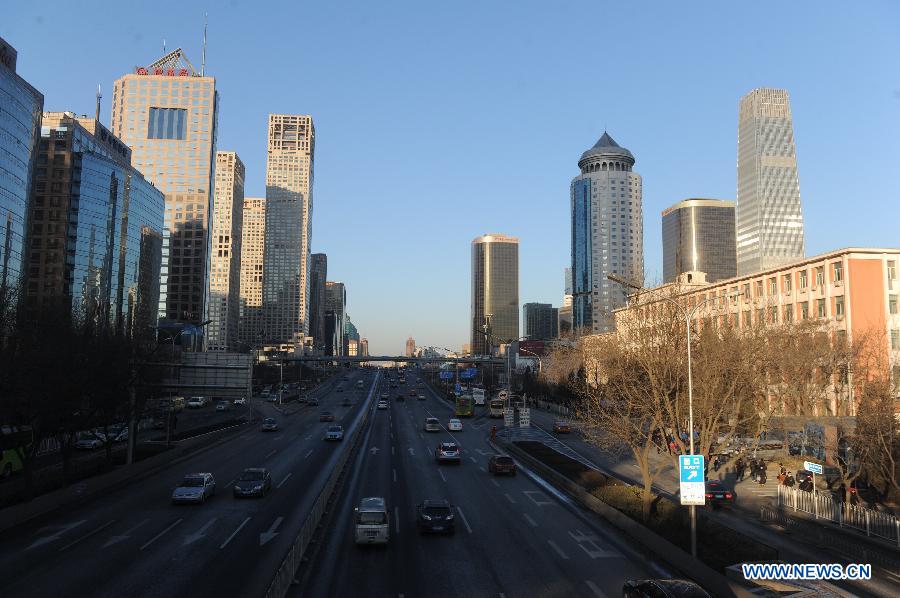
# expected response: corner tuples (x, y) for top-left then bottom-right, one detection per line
(735, 457), (745, 481)
(758, 460), (767, 485)
(490, 425), (497, 440)
(784, 472), (795, 488)
(750, 459), (758, 481)
(779, 463), (786, 478)
(799, 478), (812, 493)
(713, 455), (721, 472)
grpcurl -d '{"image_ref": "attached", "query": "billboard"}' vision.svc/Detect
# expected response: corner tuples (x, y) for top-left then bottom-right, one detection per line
(518, 340), (546, 356)
(459, 368), (477, 380)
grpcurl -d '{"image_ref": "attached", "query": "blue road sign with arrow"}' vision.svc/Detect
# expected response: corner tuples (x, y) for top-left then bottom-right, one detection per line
(679, 454), (706, 505)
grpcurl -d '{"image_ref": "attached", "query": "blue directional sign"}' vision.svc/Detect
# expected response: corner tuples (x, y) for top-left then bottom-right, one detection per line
(455, 383), (462, 394)
(439, 371), (454, 380)
(679, 455), (706, 506)
(459, 368), (477, 380)
(803, 461), (823, 475)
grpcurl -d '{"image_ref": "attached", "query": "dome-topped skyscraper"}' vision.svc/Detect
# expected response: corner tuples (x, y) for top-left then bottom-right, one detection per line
(570, 132), (644, 334)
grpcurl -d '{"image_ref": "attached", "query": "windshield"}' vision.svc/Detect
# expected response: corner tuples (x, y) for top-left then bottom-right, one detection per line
(264, 418), (275, 424)
(423, 507), (450, 517)
(495, 457), (513, 464)
(328, 426), (341, 432)
(239, 471), (264, 481)
(181, 477), (204, 487)
(357, 512), (386, 525)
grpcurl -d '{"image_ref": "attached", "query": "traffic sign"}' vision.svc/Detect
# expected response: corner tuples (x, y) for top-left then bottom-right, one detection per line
(455, 383), (461, 394)
(803, 461), (823, 474)
(459, 368), (477, 380)
(503, 408), (515, 427)
(679, 455), (706, 506)
(439, 371), (454, 380)
(518, 408), (530, 428)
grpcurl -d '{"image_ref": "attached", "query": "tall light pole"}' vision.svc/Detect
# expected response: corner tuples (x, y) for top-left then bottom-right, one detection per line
(608, 274), (738, 559)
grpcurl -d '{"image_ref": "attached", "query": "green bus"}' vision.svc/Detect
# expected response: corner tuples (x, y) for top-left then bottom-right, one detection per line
(0, 425), (34, 479)
(455, 395), (474, 417)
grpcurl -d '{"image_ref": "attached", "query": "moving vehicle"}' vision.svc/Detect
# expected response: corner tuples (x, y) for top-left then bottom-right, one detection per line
(325, 425), (344, 441)
(472, 388), (486, 406)
(704, 480), (734, 509)
(307, 397), (319, 406)
(380, 393), (389, 400)
(447, 419), (463, 432)
(171, 473), (216, 504)
(455, 394), (473, 417)
(377, 400), (388, 410)
(408, 389), (417, 398)
(396, 394), (405, 402)
(399, 377), (406, 384)
(435, 442), (461, 464)
(261, 417), (279, 432)
(341, 398), (353, 407)
(488, 455), (517, 476)
(355, 497), (390, 544)
(424, 417), (440, 432)
(355, 380), (364, 389)
(489, 398), (505, 418)
(622, 579), (711, 597)
(74, 431), (104, 450)
(416, 499), (455, 534)
(215, 400), (230, 412)
(417, 392), (426, 401)
(553, 421), (571, 434)
(0, 425), (33, 478)
(233, 468), (272, 498)
(320, 411), (336, 422)
(187, 396), (209, 409)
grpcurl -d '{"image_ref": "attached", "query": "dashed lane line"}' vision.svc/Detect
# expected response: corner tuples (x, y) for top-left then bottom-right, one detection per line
(393, 468), (397, 483)
(220, 517), (251, 549)
(504, 492), (516, 504)
(585, 580), (610, 597)
(277, 472), (292, 488)
(304, 449), (314, 459)
(59, 519), (117, 551)
(491, 479), (500, 487)
(456, 506), (473, 534)
(140, 519), (183, 551)
(265, 449), (277, 459)
(523, 513), (538, 528)
(547, 539), (570, 560)
(438, 469), (447, 483)
(395, 507), (400, 535)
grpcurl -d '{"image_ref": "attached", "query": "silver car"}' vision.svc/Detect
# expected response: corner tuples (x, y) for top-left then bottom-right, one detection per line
(325, 425), (344, 441)
(171, 473), (216, 504)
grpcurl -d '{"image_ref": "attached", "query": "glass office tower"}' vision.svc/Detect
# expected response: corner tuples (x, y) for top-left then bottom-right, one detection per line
(471, 234), (519, 355)
(207, 151), (244, 351)
(662, 198), (736, 283)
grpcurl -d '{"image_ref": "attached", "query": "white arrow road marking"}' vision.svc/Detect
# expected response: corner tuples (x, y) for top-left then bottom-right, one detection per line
(277, 473), (292, 489)
(140, 519), (182, 551)
(408, 447), (415, 456)
(370, 446), (380, 455)
(220, 517), (251, 549)
(103, 518), (149, 548)
(183, 518), (217, 546)
(59, 519), (116, 551)
(585, 580), (610, 597)
(28, 520), (86, 550)
(568, 530), (621, 559)
(456, 507), (473, 534)
(260, 516), (284, 546)
(547, 539), (570, 559)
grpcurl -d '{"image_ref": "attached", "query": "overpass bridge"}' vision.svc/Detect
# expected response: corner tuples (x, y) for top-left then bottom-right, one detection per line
(274, 355), (506, 365)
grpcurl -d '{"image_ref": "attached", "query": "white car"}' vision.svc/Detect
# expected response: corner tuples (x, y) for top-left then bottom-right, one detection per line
(325, 425), (344, 441)
(171, 473), (216, 504)
(377, 400), (388, 410)
(187, 396), (207, 408)
(215, 401), (229, 411)
(448, 419), (463, 432)
(75, 433), (104, 450)
(424, 417), (440, 432)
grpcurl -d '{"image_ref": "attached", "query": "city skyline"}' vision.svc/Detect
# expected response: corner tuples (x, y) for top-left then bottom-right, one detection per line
(5, 1), (899, 354)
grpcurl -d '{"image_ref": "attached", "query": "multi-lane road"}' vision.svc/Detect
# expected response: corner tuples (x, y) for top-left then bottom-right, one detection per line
(298, 373), (668, 598)
(0, 370), (379, 598)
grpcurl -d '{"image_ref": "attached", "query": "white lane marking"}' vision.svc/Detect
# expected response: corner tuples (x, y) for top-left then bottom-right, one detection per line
(392, 446), (394, 455)
(305, 435), (312, 441)
(523, 513), (538, 527)
(523, 490), (554, 507)
(438, 469), (447, 483)
(59, 519), (116, 551)
(103, 518), (149, 548)
(469, 456), (477, 463)
(480, 466), (486, 472)
(504, 493), (516, 504)
(140, 518), (183, 551)
(491, 479), (500, 487)
(265, 449), (277, 459)
(260, 516), (284, 546)
(183, 518), (217, 546)
(547, 539), (570, 560)
(456, 507), (473, 534)
(394, 507), (400, 534)
(569, 529), (621, 558)
(277, 472), (292, 488)
(393, 469), (397, 483)
(28, 520), (86, 550)
(304, 449), (314, 459)
(419, 433), (424, 439)
(408, 447), (415, 456)
(220, 517), (251, 549)
(585, 580), (610, 597)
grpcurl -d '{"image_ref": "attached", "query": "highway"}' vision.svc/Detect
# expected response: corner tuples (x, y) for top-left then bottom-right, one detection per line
(0, 370), (380, 598)
(298, 371), (668, 598)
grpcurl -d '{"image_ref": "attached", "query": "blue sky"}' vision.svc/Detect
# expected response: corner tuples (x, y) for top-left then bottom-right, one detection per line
(7, 1), (900, 355)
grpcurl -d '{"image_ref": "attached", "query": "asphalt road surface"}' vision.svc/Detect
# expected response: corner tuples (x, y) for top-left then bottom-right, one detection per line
(298, 372), (668, 598)
(0, 370), (380, 598)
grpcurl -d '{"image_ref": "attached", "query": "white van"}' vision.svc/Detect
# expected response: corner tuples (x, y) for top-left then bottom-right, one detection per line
(354, 497), (389, 544)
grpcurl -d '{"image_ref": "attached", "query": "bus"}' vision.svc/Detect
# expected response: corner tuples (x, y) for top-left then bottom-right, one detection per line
(489, 399), (505, 418)
(0, 424), (34, 479)
(472, 388), (486, 406)
(455, 394), (474, 417)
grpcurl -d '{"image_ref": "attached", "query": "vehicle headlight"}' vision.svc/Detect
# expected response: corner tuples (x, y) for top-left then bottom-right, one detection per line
(422, 514), (432, 520)
(446, 513), (454, 520)
(253, 484), (263, 491)
(234, 486), (241, 491)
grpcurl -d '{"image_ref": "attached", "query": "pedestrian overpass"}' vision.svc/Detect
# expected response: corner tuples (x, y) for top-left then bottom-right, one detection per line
(276, 355), (506, 365)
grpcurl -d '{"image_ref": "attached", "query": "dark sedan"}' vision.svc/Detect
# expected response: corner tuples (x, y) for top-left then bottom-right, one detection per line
(319, 411), (336, 422)
(488, 455), (517, 476)
(416, 499), (455, 534)
(704, 480), (734, 509)
(233, 468), (272, 498)
(623, 579), (711, 597)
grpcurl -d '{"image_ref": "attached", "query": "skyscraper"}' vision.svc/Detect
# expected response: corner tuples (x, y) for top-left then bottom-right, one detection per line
(0, 36), (43, 306)
(522, 303), (558, 340)
(263, 114), (315, 345)
(471, 234), (519, 355)
(110, 48), (218, 326)
(662, 198), (736, 283)
(207, 151), (244, 351)
(405, 337), (416, 357)
(238, 197), (266, 347)
(736, 88), (805, 276)
(359, 338), (369, 357)
(570, 132), (643, 334)
(309, 253), (327, 351)
(324, 281), (346, 356)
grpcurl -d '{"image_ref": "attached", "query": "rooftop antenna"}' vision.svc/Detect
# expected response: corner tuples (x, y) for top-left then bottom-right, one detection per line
(95, 84), (101, 121)
(200, 13), (208, 76)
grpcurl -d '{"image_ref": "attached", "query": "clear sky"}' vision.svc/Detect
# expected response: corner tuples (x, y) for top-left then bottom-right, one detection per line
(7, 1), (900, 355)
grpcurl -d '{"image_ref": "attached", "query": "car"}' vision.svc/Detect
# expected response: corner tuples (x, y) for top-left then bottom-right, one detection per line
(171, 473), (216, 504)
(74, 432), (104, 450)
(622, 579), (712, 598)
(325, 425), (344, 441)
(320, 411), (336, 422)
(266, 394), (279, 403)
(377, 400), (388, 410)
(488, 455), (517, 476)
(416, 499), (455, 534)
(553, 421), (571, 434)
(341, 398), (353, 407)
(435, 442), (461, 464)
(307, 397), (319, 406)
(234, 397), (247, 406)
(390, 383), (398, 388)
(704, 480), (734, 509)
(187, 396), (207, 408)
(417, 392), (426, 401)
(233, 468), (272, 498)
(424, 417), (440, 432)
(380, 393), (389, 400)
(396, 394), (405, 402)
(343, 376), (350, 382)
(215, 400), (229, 412)
(336, 386), (344, 393)
(447, 419), (463, 432)
(408, 389), (417, 398)
(261, 417), (279, 432)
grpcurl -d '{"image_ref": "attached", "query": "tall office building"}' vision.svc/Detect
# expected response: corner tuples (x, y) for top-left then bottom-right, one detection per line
(359, 338), (369, 357)
(0, 36), (43, 306)
(662, 198), (736, 283)
(324, 281), (346, 356)
(344, 316), (360, 356)
(110, 48), (218, 326)
(570, 132), (643, 334)
(263, 114), (315, 344)
(309, 253), (327, 351)
(238, 197), (266, 347)
(207, 151), (244, 351)
(405, 337), (416, 357)
(471, 233), (519, 355)
(25, 112), (164, 339)
(736, 88), (805, 276)
(559, 267), (573, 337)
(523, 303), (558, 340)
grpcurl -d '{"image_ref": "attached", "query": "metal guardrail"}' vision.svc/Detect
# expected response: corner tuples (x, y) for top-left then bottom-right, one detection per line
(527, 397), (572, 418)
(263, 376), (376, 598)
(777, 484), (900, 547)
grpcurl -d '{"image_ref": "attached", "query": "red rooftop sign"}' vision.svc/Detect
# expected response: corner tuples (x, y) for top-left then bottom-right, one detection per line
(134, 67), (191, 76)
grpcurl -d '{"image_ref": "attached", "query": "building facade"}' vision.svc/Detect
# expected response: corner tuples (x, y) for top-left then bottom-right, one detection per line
(263, 114), (315, 344)
(405, 337), (416, 357)
(736, 88), (805, 276)
(570, 132), (643, 335)
(110, 48), (218, 326)
(207, 151), (244, 351)
(471, 233), (519, 355)
(0, 36), (43, 308)
(25, 112), (164, 339)
(662, 198), (736, 284)
(309, 253), (327, 351)
(238, 197), (266, 347)
(324, 281), (346, 356)
(359, 338), (369, 357)
(523, 302), (558, 340)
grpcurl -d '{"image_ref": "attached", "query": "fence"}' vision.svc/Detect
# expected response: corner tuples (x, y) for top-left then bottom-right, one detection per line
(528, 397), (573, 418)
(777, 484), (900, 547)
